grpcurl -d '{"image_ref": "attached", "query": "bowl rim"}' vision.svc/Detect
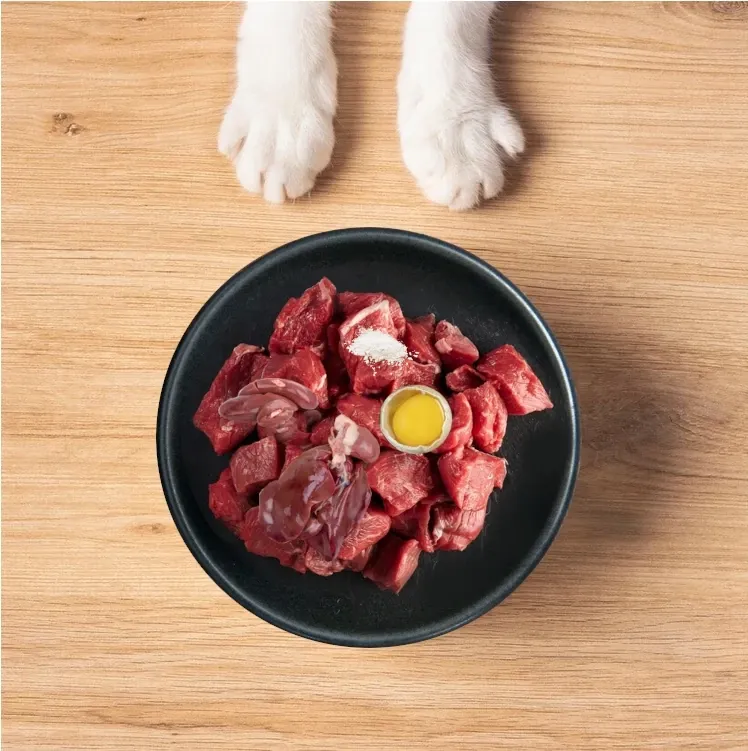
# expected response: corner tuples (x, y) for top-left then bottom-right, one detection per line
(156, 227), (581, 647)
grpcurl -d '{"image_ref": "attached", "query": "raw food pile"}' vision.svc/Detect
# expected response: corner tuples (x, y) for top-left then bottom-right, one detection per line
(194, 278), (553, 593)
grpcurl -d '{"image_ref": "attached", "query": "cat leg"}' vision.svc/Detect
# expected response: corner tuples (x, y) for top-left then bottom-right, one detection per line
(398, 1), (524, 210)
(219, 2), (337, 203)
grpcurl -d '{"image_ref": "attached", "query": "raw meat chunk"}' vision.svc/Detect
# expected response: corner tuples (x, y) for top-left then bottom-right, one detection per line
(438, 446), (507, 511)
(363, 535), (421, 594)
(338, 507), (392, 561)
(403, 315), (440, 366)
(445, 365), (484, 392)
(269, 277), (336, 356)
(193, 344), (264, 455)
(338, 301), (407, 394)
(339, 299), (400, 343)
(389, 494), (444, 553)
(344, 545), (374, 572)
(336, 394), (387, 446)
(434, 392), (473, 454)
(348, 359), (406, 396)
(329, 415), (381, 468)
(208, 468), (250, 534)
(239, 378), (318, 410)
(230, 437), (281, 495)
(434, 321), (480, 369)
(301, 409), (324, 430)
(221, 392), (304, 443)
(486, 454), (507, 488)
(389, 360), (440, 392)
(463, 381), (508, 453)
(257, 405), (309, 445)
(305, 547), (345, 576)
(262, 349), (329, 409)
(338, 291), (406, 338)
(239, 507), (307, 573)
(306, 463), (372, 560)
(219, 392), (294, 426)
(259, 447), (336, 542)
(282, 444), (305, 471)
(391, 496), (487, 553)
(366, 451), (437, 516)
(477, 344), (553, 415)
(309, 415), (335, 445)
(432, 504), (487, 552)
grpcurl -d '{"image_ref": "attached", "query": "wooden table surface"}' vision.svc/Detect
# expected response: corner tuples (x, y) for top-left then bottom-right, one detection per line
(3, 2), (748, 749)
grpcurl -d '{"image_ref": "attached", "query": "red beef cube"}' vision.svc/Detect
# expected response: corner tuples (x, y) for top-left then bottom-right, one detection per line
(389, 494), (444, 553)
(477, 344), (553, 415)
(349, 359), (407, 395)
(366, 451), (437, 516)
(305, 547), (345, 576)
(309, 415), (335, 446)
(463, 381), (508, 453)
(339, 299), (401, 343)
(338, 300), (406, 395)
(338, 507), (392, 561)
(268, 277), (336, 356)
(262, 348), (329, 409)
(230, 437), (281, 495)
(434, 321), (480, 369)
(432, 503), (487, 552)
(403, 314), (441, 366)
(437, 446), (507, 510)
(338, 291), (406, 338)
(336, 393), (387, 446)
(434, 392), (473, 454)
(445, 365), (484, 392)
(282, 443), (306, 471)
(363, 535), (421, 594)
(390, 493), (488, 553)
(239, 507), (307, 573)
(389, 359), (440, 392)
(487, 453), (507, 489)
(193, 344), (264, 455)
(208, 467), (251, 534)
(344, 545), (374, 572)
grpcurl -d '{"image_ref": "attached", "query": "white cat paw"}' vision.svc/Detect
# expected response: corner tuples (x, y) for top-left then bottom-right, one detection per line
(398, 76), (524, 211)
(218, 62), (336, 203)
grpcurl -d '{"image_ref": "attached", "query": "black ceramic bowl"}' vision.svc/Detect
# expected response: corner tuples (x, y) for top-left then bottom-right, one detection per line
(157, 228), (579, 647)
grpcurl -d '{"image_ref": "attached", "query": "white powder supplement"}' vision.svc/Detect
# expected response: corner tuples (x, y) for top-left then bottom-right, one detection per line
(347, 328), (408, 364)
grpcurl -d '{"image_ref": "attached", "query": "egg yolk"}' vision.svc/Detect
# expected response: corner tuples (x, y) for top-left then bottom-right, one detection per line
(391, 393), (444, 447)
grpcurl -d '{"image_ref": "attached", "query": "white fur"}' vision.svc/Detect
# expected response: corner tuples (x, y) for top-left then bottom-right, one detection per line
(219, 2), (336, 203)
(398, 1), (524, 210)
(220, 1), (523, 210)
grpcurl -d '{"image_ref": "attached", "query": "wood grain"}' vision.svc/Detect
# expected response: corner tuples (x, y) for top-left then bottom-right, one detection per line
(3, 3), (748, 749)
